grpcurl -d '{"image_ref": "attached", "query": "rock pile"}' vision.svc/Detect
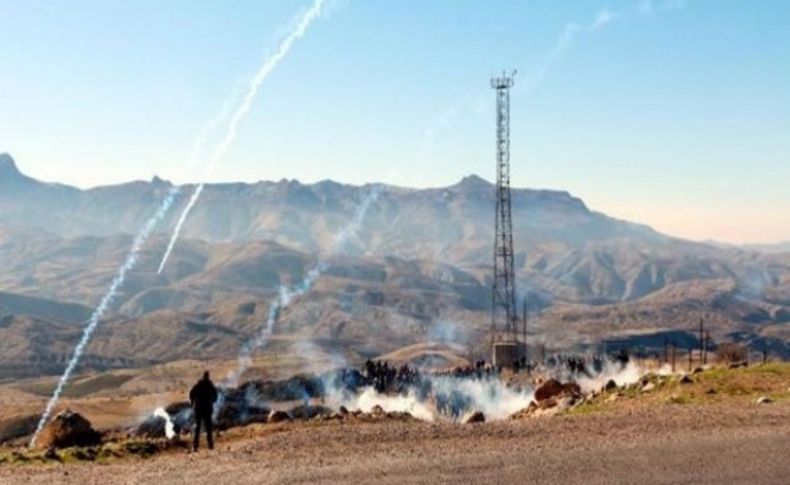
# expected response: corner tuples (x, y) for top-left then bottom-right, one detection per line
(35, 410), (101, 449)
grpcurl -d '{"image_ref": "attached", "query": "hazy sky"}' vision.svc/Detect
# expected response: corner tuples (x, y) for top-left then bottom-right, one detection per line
(1, 0), (788, 244)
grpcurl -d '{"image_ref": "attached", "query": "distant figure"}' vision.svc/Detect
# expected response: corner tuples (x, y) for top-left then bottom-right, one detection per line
(189, 371), (218, 451)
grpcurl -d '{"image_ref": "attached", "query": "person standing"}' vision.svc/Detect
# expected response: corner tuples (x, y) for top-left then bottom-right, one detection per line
(189, 371), (218, 451)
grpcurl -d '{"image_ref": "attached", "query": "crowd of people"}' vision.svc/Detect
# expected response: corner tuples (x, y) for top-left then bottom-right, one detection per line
(363, 359), (422, 393)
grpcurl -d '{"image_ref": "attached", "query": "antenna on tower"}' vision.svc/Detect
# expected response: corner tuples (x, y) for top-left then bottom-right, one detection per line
(490, 70), (521, 368)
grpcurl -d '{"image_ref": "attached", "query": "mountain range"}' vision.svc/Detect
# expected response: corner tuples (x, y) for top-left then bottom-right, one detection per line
(1, 152), (788, 378)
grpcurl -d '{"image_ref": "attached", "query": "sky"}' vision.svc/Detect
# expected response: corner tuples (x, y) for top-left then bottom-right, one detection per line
(0, 0), (788, 244)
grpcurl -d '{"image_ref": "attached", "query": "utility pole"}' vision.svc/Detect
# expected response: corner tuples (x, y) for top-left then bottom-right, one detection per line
(663, 337), (669, 365)
(522, 298), (528, 362)
(698, 317), (704, 367)
(703, 330), (710, 365)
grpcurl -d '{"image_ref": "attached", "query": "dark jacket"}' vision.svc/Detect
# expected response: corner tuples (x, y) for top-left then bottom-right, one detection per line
(189, 377), (218, 415)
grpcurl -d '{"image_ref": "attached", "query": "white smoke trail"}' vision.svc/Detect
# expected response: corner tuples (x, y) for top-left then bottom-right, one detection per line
(29, 187), (180, 448)
(223, 186), (381, 389)
(157, 0), (328, 274)
(154, 407), (176, 439)
(524, 0), (687, 92)
(182, 85), (244, 174)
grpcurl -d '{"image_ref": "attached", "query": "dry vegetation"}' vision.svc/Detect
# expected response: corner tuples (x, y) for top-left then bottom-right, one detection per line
(0, 363), (790, 481)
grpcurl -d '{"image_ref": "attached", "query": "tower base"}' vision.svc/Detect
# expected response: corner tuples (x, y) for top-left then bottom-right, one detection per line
(492, 341), (521, 368)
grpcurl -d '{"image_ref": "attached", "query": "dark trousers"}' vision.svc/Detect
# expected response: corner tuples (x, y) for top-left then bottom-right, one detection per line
(193, 411), (214, 451)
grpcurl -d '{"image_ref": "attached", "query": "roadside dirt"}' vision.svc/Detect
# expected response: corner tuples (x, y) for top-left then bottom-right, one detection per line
(1, 399), (788, 484)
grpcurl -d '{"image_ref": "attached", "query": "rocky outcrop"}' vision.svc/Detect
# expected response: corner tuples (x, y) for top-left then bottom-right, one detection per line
(35, 410), (101, 449)
(534, 379), (582, 402)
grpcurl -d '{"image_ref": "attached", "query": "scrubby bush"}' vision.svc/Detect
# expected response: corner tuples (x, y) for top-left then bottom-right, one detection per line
(716, 342), (748, 364)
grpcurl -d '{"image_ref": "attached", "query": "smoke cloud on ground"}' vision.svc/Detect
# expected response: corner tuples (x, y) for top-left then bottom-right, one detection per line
(30, 187), (181, 447)
(328, 377), (534, 423)
(324, 358), (650, 423)
(574, 360), (643, 394)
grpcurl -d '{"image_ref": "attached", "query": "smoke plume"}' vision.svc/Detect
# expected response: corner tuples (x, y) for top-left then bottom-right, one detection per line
(574, 359), (643, 394)
(29, 187), (181, 447)
(222, 186), (381, 390)
(157, 0), (328, 274)
(153, 407), (176, 439)
(524, 0), (687, 92)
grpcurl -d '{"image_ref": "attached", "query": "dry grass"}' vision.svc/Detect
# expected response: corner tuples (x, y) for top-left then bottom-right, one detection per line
(570, 362), (790, 416)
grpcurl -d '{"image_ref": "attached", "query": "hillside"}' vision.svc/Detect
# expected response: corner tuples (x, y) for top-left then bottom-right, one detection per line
(0, 153), (788, 377)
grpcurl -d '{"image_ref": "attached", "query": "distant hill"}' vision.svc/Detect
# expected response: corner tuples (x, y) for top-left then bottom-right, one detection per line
(0, 153), (788, 377)
(742, 242), (790, 254)
(0, 291), (92, 324)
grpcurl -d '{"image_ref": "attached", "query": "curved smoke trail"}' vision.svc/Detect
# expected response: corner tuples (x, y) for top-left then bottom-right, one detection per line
(222, 185), (382, 389)
(157, 0), (328, 274)
(29, 187), (180, 447)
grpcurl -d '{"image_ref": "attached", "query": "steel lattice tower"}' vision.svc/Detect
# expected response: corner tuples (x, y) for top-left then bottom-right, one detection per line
(490, 71), (518, 348)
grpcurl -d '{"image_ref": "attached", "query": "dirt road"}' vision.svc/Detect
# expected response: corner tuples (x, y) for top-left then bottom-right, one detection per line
(2, 400), (788, 484)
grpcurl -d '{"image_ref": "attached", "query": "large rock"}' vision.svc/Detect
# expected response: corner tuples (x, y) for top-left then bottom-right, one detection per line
(132, 415), (168, 439)
(35, 410), (101, 449)
(289, 404), (333, 421)
(214, 387), (270, 430)
(534, 379), (581, 402)
(268, 410), (292, 423)
(461, 410), (485, 424)
(510, 401), (538, 420)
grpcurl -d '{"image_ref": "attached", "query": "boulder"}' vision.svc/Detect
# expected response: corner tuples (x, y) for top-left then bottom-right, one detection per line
(461, 411), (485, 424)
(165, 401), (191, 416)
(679, 375), (694, 384)
(214, 388), (270, 430)
(386, 411), (413, 420)
(510, 401), (538, 420)
(267, 410), (292, 423)
(133, 415), (168, 439)
(288, 404), (333, 421)
(756, 396), (773, 404)
(604, 379), (618, 391)
(35, 410), (101, 449)
(538, 398), (558, 410)
(534, 379), (582, 402)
